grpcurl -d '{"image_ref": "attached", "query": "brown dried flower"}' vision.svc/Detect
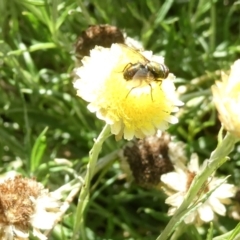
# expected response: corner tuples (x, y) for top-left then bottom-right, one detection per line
(229, 189), (240, 220)
(75, 24), (124, 58)
(0, 175), (61, 240)
(120, 133), (180, 188)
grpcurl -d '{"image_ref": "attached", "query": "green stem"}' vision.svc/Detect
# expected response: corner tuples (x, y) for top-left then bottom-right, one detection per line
(170, 222), (186, 240)
(44, 149), (119, 238)
(157, 132), (238, 240)
(73, 124), (111, 239)
(210, 0), (216, 53)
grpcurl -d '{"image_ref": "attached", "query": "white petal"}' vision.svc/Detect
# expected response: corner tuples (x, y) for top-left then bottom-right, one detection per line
(31, 211), (56, 229)
(165, 192), (184, 207)
(161, 172), (187, 192)
(87, 103), (98, 113)
(211, 182), (236, 199)
(111, 121), (122, 135)
(150, 55), (164, 64)
(171, 106), (180, 112)
(167, 206), (177, 216)
(188, 153), (199, 172)
(123, 127), (135, 140)
(175, 99), (184, 106)
(164, 115), (178, 124)
(198, 204), (214, 222)
(33, 228), (47, 240)
(208, 197), (226, 216)
(4, 226), (15, 240)
(141, 125), (155, 136)
(153, 120), (169, 131)
(13, 228), (29, 238)
(184, 211), (197, 224)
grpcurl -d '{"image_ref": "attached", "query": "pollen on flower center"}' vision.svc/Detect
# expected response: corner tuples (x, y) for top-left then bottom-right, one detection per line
(186, 170), (196, 190)
(186, 170), (210, 196)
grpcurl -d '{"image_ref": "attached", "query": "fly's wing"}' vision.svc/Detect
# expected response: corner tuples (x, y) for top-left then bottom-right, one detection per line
(118, 44), (154, 83)
(132, 68), (155, 84)
(118, 44), (149, 65)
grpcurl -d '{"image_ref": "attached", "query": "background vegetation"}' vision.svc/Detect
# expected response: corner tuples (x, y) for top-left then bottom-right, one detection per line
(0, 0), (240, 239)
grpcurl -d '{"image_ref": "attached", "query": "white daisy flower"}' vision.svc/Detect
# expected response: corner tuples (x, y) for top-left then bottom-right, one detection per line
(119, 133), (187, 188)
(161, 154), (236, 225)
(74, 44), (183, 140)
(212, 59), (240, 138)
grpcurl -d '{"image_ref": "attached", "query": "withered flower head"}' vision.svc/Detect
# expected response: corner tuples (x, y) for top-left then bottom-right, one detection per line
(75, 24), (124, 58)
(229, 189), (240, 220)
(0, 175), (61, 240)
(120, 133), (181, 188)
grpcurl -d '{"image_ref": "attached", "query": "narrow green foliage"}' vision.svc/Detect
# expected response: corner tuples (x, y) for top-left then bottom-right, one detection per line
(0, 0), (240, 239)
(30, 127), (48, 172)
(227, 222), (240, 240)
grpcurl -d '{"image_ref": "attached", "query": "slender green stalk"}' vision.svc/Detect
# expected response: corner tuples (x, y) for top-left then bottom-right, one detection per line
(170, 222), (187, 240)
(73, 124), (111, 239)
(213, 222), (240, 240)
(12, 56), (32, 170)
(44, 149), (119, 238)
(157, 132), (238, 240)
(210, 0), (216, 53)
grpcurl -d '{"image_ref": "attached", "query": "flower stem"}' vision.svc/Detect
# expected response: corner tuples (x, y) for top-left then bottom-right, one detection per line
(44, 150), (119, 238)
(157, 132), (238, 240)
(170, 222), (187, 240)
(73, 124), (111, 239)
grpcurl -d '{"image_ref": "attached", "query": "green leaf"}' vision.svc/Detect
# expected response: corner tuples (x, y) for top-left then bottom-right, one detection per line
(227, 222), (240, 240)
(30, 127), (48, 172)
(207, 222), (214, 240)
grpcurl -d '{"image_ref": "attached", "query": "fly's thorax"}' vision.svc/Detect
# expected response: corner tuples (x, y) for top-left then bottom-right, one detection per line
(146, 62), (169, 79)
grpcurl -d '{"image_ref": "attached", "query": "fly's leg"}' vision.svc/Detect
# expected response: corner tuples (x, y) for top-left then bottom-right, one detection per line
(148, 83), (153, 102)
(122, 63), (133, 72)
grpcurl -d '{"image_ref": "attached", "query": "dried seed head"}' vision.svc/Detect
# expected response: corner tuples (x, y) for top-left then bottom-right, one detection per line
(233, 189), (240, 202)
(0, 176), (41, 229)
(0, 175), (61, 240)
(229, 189), (240, 220)
(121, 133), (174, 188)
(75, 24), (124, 58)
